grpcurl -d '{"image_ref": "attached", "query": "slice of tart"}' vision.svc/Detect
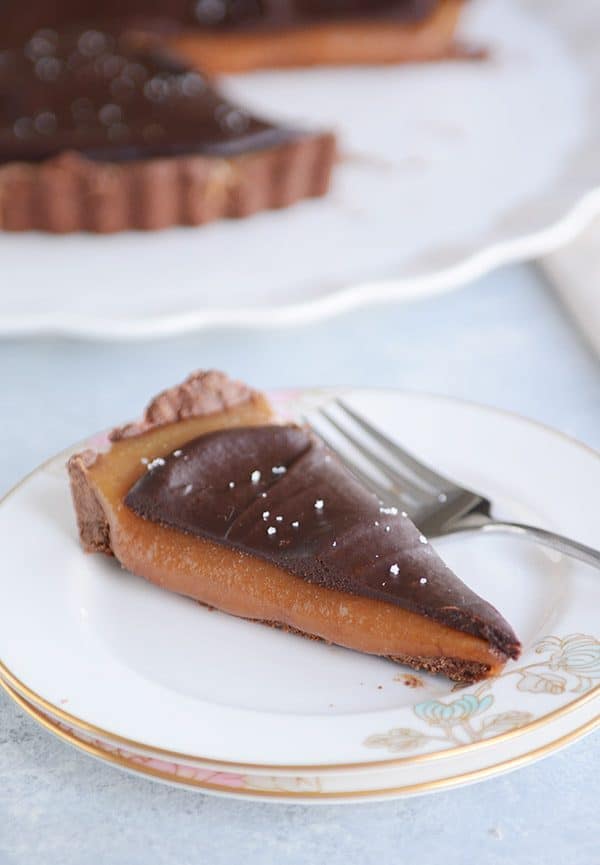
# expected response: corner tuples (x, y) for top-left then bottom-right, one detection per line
(4, 2), (472, 76)
(68, 371), (520, 683)
(0, 27), (335, 232)
(168, 0), (469, 75)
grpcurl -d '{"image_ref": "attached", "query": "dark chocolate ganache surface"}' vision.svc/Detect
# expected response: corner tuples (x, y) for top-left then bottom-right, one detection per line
(2, 2), (440, 43)
(0, 28), (297, 164)
(187, 0), (440, 29)
(125, 424), (519, 658)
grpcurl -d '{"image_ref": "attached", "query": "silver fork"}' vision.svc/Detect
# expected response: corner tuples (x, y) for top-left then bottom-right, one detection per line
(303, 398), (600, 570)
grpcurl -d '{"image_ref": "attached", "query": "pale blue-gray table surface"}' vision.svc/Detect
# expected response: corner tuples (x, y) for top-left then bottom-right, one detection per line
(0, 263), (598, 865)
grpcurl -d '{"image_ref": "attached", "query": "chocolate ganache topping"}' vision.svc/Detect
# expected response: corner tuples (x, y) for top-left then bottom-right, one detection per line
(125, 425), (520, 658)
(0, 28), (298, 164)
(2, 2), (440, 44)
(186, 0), (441, 29)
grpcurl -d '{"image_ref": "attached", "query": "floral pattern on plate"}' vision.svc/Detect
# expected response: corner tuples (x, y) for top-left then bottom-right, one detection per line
(364, 634), (600, 753)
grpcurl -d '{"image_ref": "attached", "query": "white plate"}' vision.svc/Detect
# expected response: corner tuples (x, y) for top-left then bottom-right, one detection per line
(3, 681), (598, 803)
(0, 388), (598, 791)
(2, 0), (600, 338)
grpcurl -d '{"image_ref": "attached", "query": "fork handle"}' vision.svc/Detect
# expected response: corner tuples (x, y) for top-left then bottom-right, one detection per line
(446, 518), (600, 570)
(444, 516), (600, 569)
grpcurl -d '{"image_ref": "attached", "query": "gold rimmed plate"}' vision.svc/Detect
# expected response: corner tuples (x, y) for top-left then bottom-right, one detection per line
(2, 679), (598, 803)
(0, 389), (598, 793)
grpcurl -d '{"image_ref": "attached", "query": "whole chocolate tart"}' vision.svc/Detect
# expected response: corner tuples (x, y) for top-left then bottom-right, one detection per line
(0, 28), (335, 232)
(5, 1), (467, 74)
(68, 371), (520, 683)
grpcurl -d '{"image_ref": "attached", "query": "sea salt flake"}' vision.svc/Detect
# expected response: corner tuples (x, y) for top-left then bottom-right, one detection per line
(314, 499), (324, 511)
(291, 521), (300, 528)
(419, 534), (428, 544)
(380, 506), (398, 515)
(420, 577), (428, 585)
(389, 563), (400, 576)
(144, 76), (170, 102)
(183, 484), (193, 496)
(34, 111), (57, 134)
(173, 449), (182, 457)
(13, 117), (33, 139)
(438, 492), (448, 503)
(180, 71), (205, 97)
(35, 56), (62, 81)
(228, 481), (235, 489)
(250, 469), (261, 483)
(147, 457), (166, 471)
(374, 520), (379, 527)
(272, 465), (287, 475)
(98, 103), (122, 126)
(275, 515), (283, 522)
(401, 511), (408, 518)
(78, 29), (107, 57)
(332, 541), (337, 547)
(385, 526), (391, 533)
(262, 511), (270, 521)
(267, 526), (277, 536)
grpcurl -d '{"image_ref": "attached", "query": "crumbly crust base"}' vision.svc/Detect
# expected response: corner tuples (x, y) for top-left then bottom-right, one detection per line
(68, 370), (263, 551)
(109, 370), (261, 440)
(0, 132), (336, 233)
(261, 619), (491, 683)
(68, 450), (114, 555)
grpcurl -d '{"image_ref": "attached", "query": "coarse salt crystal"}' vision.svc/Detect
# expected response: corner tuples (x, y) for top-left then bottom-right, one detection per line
(250, 470), (261, 483)
(267, 526), (277, 536)
(389, 563), (400, 576)
(147, 457), (166, 471)
(314, 499), (324, 511)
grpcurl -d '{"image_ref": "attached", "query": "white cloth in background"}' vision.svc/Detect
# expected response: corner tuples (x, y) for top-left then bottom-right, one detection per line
(541, 218), (600, 358)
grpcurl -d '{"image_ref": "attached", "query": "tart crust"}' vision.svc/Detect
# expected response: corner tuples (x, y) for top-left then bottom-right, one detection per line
(0, 133), (336, 233)
(68, 370), (519, 683)
(68, 369), (275, 550)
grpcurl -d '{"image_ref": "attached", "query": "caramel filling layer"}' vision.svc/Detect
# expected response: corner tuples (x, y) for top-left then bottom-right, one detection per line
(85, 400), (504, 676)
